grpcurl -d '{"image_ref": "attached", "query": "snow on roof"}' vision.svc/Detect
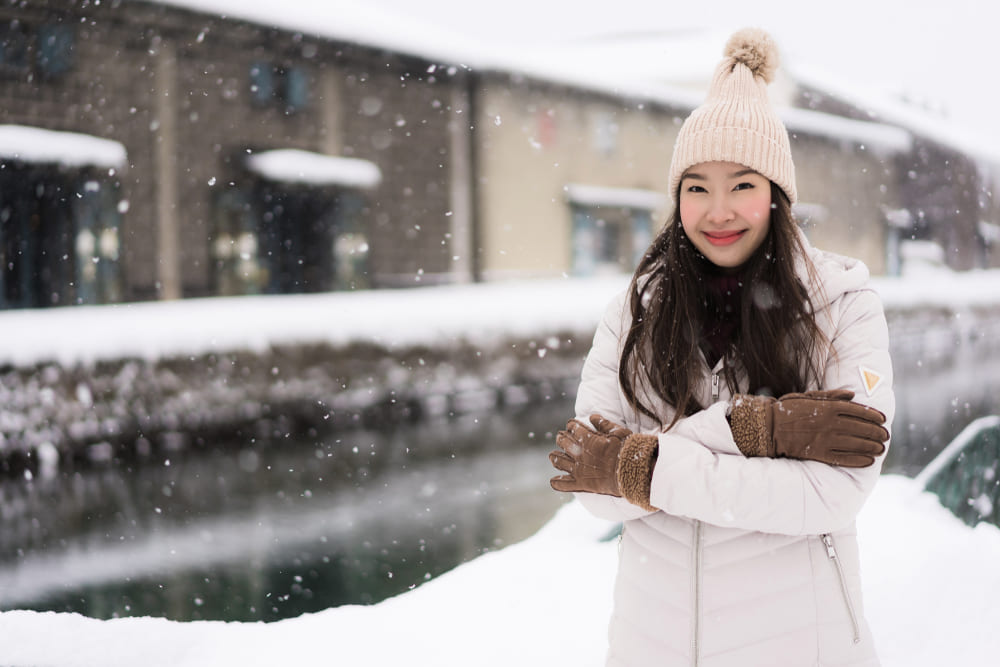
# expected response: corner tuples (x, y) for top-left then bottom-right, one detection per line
(781, 106), (913, 154)
(137, 1), (954, 164)
(0, 125), (127, 169)
(564, 183), (668, 211)
(140, 0), (487, 66)
(245, 149), (382, 188)
(141, 0), (704, 112)
(789, 64), (1000, 164)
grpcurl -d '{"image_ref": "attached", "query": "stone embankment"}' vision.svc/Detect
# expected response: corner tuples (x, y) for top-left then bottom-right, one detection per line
(0, 333), (588, 477)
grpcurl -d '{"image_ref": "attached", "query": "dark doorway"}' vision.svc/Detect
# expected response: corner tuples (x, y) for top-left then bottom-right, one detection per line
(0, 163), (74, 308)
(0, 162), (123, 309)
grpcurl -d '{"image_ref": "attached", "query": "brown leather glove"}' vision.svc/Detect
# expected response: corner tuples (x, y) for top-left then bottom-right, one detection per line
(730, 389), (888, 468)
(549, 414), (659, 511)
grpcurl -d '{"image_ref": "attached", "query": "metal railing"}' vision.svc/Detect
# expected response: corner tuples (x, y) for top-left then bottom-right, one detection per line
(915, 415), (1000, 528)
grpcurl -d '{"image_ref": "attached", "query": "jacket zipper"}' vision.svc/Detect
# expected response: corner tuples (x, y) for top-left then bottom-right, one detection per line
(821, 533), (862, 644)
(691, 363), (718, 665)
(692, 520), (702, 666)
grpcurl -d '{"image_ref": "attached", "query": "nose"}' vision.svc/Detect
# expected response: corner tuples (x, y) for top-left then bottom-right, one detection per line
(705, 194), (735, 224)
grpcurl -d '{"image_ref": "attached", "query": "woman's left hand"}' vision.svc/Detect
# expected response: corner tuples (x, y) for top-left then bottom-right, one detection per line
(549, 414), (632, 497)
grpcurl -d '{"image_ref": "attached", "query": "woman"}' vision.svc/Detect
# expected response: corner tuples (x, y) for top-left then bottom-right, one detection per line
(548, 28), (894, 666)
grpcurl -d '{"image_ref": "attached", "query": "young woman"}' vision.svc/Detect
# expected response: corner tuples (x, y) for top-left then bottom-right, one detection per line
(549, 28), (894, 666)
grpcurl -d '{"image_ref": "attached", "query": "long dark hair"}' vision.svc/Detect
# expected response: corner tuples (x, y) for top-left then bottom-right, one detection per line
(619, 182), (828, 428)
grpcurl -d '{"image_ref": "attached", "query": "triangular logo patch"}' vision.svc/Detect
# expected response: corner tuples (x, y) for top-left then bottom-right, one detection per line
(859, 366), (883, 397)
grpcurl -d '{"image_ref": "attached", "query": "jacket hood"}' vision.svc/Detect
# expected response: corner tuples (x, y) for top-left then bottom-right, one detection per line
(795, 229), (872, 312)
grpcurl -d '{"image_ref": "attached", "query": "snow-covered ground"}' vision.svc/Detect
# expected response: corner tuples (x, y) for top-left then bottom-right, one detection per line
(0, 269), (998, 664)
(0, 474), (998, 666)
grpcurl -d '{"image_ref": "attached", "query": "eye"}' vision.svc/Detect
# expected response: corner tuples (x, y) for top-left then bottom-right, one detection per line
(685, 184), (707, 193)
(732, 182), (755, 191)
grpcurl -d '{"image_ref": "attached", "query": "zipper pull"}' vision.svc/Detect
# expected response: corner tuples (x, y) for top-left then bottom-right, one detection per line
(711, 373), (720, 401)
(822, 533), (837, 559)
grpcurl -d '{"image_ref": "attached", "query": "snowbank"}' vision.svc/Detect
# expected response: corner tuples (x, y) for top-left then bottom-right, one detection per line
(0, 475), (998, 666)
(0, 276), (628, 368)
(0, 270), (998, 369)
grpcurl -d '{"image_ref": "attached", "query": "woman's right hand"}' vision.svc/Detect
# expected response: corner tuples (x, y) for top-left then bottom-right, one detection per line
(729, 389), (888, 467)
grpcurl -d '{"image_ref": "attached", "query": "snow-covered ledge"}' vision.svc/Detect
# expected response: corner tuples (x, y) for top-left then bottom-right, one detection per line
(0, 124), (127, 169)
(564, 183), (667, 211)
(245, 149), (382, 189)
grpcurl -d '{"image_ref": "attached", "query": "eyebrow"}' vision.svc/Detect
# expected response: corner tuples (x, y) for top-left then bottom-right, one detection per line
(682, 168), (758, 180)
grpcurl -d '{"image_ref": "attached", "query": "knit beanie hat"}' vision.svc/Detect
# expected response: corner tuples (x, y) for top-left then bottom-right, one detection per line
(667, 28), (797, 204)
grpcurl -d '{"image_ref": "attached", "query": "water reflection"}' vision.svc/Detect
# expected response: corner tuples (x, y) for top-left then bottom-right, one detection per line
(0, 407), (567, 621)
(886, 325), (1000, 475)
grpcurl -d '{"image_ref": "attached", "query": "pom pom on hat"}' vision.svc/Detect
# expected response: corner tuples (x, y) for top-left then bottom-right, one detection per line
(724, 28), (779, 83)
(667, 28), (797, 204)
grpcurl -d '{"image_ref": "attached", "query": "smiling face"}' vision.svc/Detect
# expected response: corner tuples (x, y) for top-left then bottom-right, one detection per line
(678, 161), (773, 270)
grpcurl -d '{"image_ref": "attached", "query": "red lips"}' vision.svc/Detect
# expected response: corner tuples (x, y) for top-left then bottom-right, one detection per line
(703, 230), (747, 246)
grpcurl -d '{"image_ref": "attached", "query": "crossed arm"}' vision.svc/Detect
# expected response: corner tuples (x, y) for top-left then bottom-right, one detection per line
(549, 287), (895, 536)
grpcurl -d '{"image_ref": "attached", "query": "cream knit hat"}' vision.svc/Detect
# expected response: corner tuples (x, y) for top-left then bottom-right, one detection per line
(667, 28), (797, 204)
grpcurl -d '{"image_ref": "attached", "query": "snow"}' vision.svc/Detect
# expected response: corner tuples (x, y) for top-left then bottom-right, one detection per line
(141, 1), (992, 161)
(141, 0), (490, 67)
(1, 269), (998, 369)
(0, 124), (127, 169)
(0, 277), (628, 367)
(0, 474), (998, 666)
(143, 0), (976, 160)
(870, 267), (1000, 309)
(0, 274), (997, 663)
(913, 416), (1000, 488)
(780, 106), (913, 154)
(245, 149), (382, 188)
(564, 183), (667, 211)
(363, 0), (1000, 161)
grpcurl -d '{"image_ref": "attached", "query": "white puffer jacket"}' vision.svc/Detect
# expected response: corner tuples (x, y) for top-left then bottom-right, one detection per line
(574, 238), (895, 667)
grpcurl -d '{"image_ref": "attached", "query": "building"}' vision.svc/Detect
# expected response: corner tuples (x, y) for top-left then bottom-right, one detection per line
(0, 1), (992, 311)
(0, 0), (469, 309)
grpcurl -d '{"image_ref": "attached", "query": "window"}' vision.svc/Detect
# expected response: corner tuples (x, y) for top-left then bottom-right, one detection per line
(249, 61), (275, 106)
(282, 66), (309, 113)
(249, 62), (310, 113)
(0, 165), (121, 309)
(593, 112), (619, 156)
(571, 204), (653, 276)
(331, 192), (370, 291)
(566, 185), (663, 276)
(0, 21), (31, 77)
(73, 178), (123, 305)
(0, 21), (75, 79)
(211, 189), (266, 296)
(37, 24), (75, 78)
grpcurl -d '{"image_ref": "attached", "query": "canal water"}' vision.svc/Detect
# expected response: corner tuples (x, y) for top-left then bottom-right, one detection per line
(1, 343), (998, 622)
(0, 404), (568, 622)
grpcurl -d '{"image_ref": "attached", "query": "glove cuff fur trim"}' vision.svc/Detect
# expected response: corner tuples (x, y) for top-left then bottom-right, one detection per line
(730, 394), (772, 458)
(616, 433), (659, 512)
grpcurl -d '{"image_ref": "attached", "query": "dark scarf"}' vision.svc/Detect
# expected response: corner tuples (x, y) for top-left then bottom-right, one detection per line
(701, 272), (742, 369)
